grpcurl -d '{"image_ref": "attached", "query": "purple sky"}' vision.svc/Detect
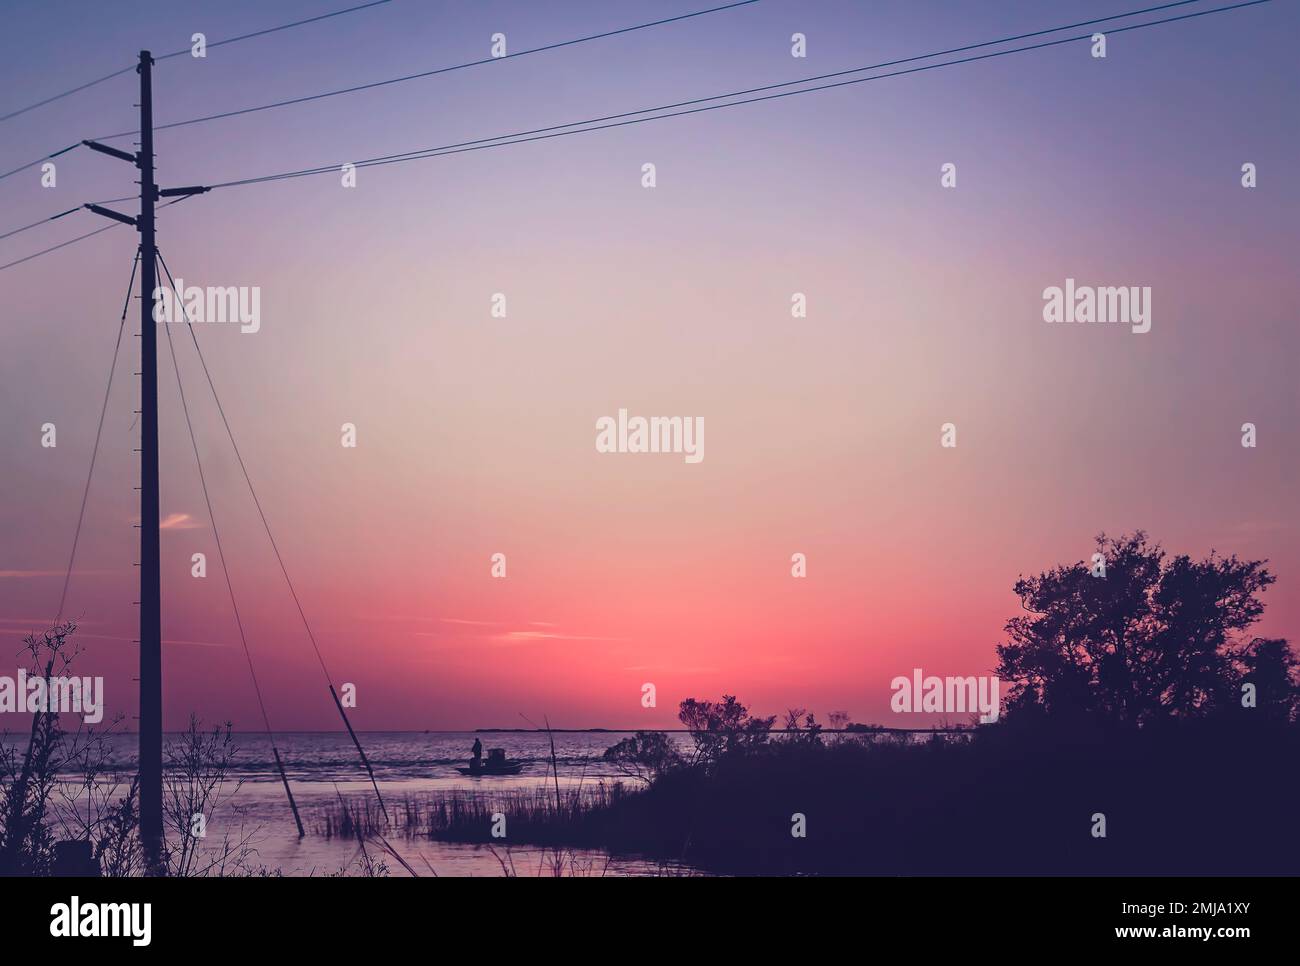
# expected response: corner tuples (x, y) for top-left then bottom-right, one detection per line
(1, 0), (1296, 730)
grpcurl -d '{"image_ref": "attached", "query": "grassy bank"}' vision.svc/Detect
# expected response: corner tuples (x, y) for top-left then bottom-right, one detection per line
(316, 718), (1300, 875)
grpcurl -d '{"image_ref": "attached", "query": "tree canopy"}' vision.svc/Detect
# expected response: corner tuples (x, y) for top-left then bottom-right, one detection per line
(995, 531), (1297, 725)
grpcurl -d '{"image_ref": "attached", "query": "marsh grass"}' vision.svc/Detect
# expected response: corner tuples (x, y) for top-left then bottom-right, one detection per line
(314, 783), (705, 876)
(315, 782), (630, 846)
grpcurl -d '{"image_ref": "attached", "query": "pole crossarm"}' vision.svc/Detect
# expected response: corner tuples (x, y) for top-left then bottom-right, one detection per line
(80, 139), (137, 164)
(83, 203), (137, 227)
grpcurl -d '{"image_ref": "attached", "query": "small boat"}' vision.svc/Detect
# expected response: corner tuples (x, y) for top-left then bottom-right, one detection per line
(455, 762), (524, 776)
(455, 747), (525, 776)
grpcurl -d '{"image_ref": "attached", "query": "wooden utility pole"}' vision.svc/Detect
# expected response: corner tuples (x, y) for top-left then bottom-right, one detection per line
(84, 50), (162, 872)
(135, 48), (163, 874)
(81, 50), (227, 875)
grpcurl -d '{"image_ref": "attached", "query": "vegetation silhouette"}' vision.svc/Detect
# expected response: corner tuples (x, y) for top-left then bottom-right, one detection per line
(424, 531), (1299, 874)
(0, 622), (266, 876)
(997, 531), (1295, 724)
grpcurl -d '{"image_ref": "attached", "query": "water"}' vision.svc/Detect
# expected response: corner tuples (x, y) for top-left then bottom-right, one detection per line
(8, 730), (694, 876)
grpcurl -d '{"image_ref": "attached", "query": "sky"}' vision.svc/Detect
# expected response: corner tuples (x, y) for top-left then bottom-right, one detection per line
(0, 0), (1296, 731)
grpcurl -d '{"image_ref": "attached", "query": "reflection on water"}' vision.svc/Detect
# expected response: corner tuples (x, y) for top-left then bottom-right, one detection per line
(14, 731), (697, 876)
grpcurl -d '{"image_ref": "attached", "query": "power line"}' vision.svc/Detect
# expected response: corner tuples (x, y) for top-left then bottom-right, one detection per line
(0, 206), (80, 242)
(156, 250), (389, 820)
(0, 0), (1213, 193)
(91, 0), (764, 141)
(157, 252), (305, 838)
(0, 0), (1272, 273)
(155, 0), (393, 63)
(3, 1), (762, 186)
(0, 222), (121, 272)
(158, 261), (270, 731)
(0, 0), (395, 124)
(53, 250), (139, 622)
(203, 0), (1272, 193)
(0, 69), (134, 126)
(0, 142), (82, 186)
(0, 192), (144, 243)
(0, 194), (190, 273)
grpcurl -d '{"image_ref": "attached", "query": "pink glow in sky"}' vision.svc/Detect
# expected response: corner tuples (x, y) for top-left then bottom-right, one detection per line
(1, 0), (1296, 730)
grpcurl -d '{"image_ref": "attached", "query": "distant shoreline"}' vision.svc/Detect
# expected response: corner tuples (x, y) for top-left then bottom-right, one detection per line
(66, 726), (972, 736)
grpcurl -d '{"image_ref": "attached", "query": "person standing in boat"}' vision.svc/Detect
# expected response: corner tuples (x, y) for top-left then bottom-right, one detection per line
(470, 737), (483, 768)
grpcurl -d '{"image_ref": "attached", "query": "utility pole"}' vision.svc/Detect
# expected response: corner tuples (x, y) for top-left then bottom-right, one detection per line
(82, 49), (161, 873)
(135, 48), (163, 875)
(82, 51), (212, 876)
(81, 42), (376, 865)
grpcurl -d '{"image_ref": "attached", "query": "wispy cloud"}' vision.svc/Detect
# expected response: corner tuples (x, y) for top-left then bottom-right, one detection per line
(75, 632), (231, 648)
(0, 625), (231, 648)
(1221, 520), (1291, 536)
(355, 616), (507, 627)
(0, 570), (114, 579)
(159, 512), (202, 530)
(491, 630), (628, 645)
(409, 622), (628, 647)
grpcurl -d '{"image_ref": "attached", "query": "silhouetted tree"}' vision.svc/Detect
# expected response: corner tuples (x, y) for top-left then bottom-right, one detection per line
(996, 531), (1292, 725)
(1235, 637), (1300, 723)
(781, 708), (823, 747)
(1, 624), (273, 877)
(0, 623), (136, 875)
(602, 731), (683, 785)
(0, 624), (69, 873)
(678, 695), (776, 767)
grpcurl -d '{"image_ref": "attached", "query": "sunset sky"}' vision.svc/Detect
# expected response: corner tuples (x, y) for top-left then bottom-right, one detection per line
(1, 0), (1296, 731)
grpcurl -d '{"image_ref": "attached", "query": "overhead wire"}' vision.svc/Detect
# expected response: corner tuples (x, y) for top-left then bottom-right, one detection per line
(156, 250), (306, 837)
(0, 0), (396, 123)
(2, 0), (763, 185)
(0, 0), (1272, 274)
(156, 249), (390, 820)
(0, 193), (190, 273)
(53, 249), (140, 621)
(198, 0), (1274, 193)
(91, 0), (765, 141)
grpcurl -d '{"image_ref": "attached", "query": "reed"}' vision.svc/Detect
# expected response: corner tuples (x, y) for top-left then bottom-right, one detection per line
(314, 783), (632, 847)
